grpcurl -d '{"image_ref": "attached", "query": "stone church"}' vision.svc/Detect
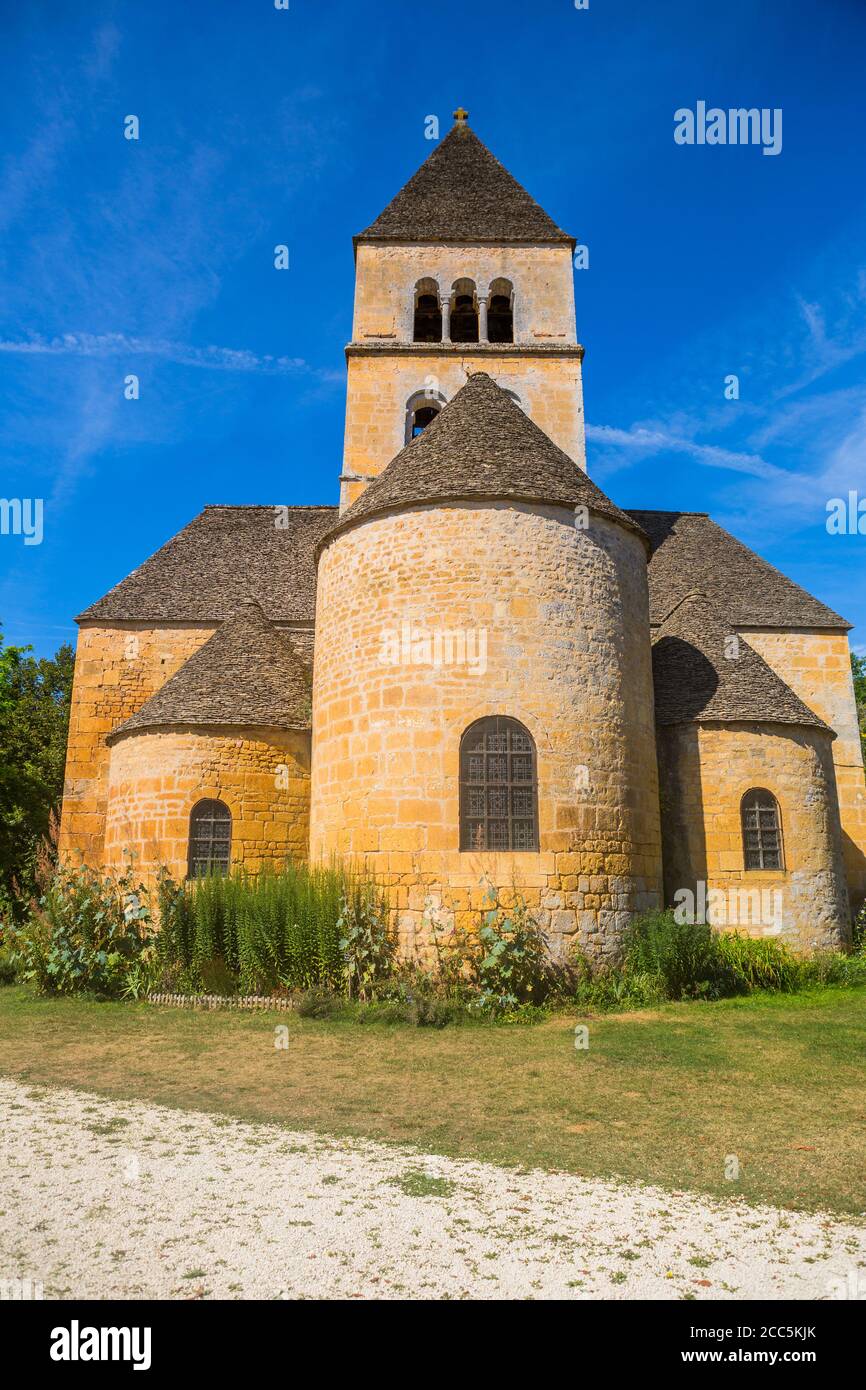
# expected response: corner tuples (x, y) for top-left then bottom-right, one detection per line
(59, 111), (866, 958)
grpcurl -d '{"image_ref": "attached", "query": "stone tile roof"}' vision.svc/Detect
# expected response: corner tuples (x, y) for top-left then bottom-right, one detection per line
(108, 600), (311, 741)
(628, 509), (849, 631)
(357, 121), (572, 245)
(651, 592), (830, 733)
(77, 505), (337, 624)
(328, 372), (646, 544)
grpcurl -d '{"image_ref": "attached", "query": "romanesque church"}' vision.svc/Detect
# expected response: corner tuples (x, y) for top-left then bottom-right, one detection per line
(59, 112), (866, 957)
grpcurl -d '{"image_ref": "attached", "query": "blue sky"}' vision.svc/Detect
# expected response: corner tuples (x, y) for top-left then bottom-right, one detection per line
(1, 0), (865, 657)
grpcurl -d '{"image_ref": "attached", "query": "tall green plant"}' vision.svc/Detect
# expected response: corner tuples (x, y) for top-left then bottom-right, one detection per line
(11, 859), (153, 997)
(475, 884), (550, 1011)
(338, 883), (394, 1000)
(621, 909), (736, 1000)
(715, 931), (800, 992)
(155, 861), (356, 994)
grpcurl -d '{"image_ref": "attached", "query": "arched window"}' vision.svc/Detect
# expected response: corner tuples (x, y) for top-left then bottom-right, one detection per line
(188, 799), (232, 878)
(413, 278), (442, 343)
(487, 278), (514, 343)
(741, 789), (784, 871)
(450, 278), (478, 343)
(405, 388), (445, 443)
(459, 716), (538, 851)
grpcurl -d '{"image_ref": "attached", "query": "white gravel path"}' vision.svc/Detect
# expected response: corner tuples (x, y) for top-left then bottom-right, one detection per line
(1, 1076), (863, 1300)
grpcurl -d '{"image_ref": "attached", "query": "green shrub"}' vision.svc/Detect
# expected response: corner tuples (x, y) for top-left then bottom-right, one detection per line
(715, 931), (800, 992)
(570, 908), (866, 1013)
(571, 956), (666, 1012)
(10, 860), (153, 998)
(621, 909), (737, 1000)
(0, 941), (18, 984)
(296, 986), (342, 1019)
(337, 883), (395, 1000)
(475, 887), (550, 1012)
(798, 950), (866, 988)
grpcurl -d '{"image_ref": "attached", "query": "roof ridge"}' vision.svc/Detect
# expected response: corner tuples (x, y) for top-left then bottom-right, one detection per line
(636, 509), (850, 631)
(201, 503), (337, 512)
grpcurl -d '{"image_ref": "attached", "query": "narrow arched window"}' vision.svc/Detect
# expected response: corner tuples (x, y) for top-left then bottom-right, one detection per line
(487, 278), (514, 343)
(741, 789), (784, 871)
(413, 278), (442, 342)
(450, 278), (478, 343)
(460, 717), (538, 851)
(405, 389), (444, 443)
(412, 404), (439, 437)
(188, 799), (232, 878)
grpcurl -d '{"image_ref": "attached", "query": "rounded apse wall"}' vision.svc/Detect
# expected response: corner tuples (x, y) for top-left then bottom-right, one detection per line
(104, 725), (310, 883)
(656, 720), (850, 952)
(310, 501), (662, 961)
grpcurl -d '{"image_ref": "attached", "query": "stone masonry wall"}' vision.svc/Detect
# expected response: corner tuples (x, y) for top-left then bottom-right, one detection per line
(310, 502), (663, 963)
(59, 623), (217, 867)
(341, 242), (583, 509)
(352, 243), (577, 345)
(656, 720), (850, 952)
(742, 628), (866, 914)
(341, 352), (585, 509)
(104, 725), (311, 882)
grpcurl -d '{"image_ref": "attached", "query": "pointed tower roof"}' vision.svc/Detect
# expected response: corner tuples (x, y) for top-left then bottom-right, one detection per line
(651, 592), (830, 732)
(357, 110), (573, 246)
(108, 600), (311, 741)
(324, 372), (646, 544)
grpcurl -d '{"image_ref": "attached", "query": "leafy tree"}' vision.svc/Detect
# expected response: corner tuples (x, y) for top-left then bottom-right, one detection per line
(0, 625), (74, 915)
(853, 652), (866, 767)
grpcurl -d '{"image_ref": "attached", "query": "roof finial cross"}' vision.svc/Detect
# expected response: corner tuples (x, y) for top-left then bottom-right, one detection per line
(453, 106), (470, 125)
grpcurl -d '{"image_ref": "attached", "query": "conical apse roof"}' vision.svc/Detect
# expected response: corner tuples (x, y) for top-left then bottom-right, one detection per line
(108, 600), (311, 741)
(326, 372), (645, 545)
(651, 592), (830, 732)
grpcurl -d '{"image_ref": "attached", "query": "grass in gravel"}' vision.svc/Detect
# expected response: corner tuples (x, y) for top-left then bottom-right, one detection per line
(389, 1171), (456, 1198)
(0, 983), (864, 1215)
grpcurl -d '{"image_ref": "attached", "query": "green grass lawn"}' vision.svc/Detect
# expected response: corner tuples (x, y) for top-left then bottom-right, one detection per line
(1, 983), (864, 1216)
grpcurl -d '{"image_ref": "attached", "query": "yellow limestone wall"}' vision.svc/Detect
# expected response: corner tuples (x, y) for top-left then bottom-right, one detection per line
(310, 502), (663, 962)
(352, 244), (578, 345)
(656, 721), (850, 951)
(341, 353), (585, 509)
(742, 628), (866, 914)
(341, 243), (584, 507)
(104, 726), (311, 882)
(59, 623), (217, 866)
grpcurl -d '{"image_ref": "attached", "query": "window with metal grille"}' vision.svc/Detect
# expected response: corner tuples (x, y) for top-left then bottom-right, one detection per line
(187, 799), (232, 878)
(459, 716), (538, 852)
(740, 789), (784, 871)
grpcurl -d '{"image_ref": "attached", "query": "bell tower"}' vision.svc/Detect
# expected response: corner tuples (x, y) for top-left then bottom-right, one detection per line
(339, 109), (586, 511)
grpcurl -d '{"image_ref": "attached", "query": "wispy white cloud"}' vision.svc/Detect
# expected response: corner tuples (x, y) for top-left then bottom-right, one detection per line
(586, 422), (784, 480)
(590, 247), (866, 536)
(0, 332), (341, 380)
(0, 23), (346, 506)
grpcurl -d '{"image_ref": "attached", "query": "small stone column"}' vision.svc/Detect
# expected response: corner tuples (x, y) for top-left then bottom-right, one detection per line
(439, 293), (452, 342)
(477, 295), (489, 343)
